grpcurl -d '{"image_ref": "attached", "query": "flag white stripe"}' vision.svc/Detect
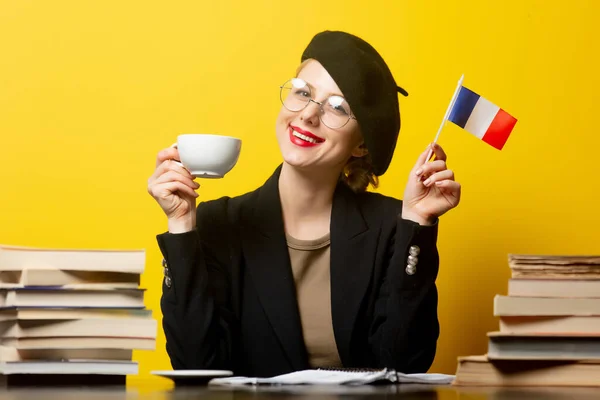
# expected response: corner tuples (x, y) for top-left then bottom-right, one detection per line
(464, 97), (500, 139)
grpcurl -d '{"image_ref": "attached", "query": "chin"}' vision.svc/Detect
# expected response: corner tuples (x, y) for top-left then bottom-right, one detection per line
(280, 148), (313, 169)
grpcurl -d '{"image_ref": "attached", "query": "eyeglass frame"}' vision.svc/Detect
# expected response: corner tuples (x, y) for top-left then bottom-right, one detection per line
(279, 78), (357, 129)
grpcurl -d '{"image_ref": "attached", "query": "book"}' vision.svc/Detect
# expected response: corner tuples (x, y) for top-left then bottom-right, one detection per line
(499, 316), (600, 334)
(487, 332), (600, 360)
(0, 336), (156, 350)
(453, 355), (600, 387)
(0, 318), (157, 338)
(0, 269), (140, 288)
(209, 368), (455, 386)
(0, 288), (145, 308)
(0, 373), (126, 387)
(508, 254), (600, 279)
(512, 272), (600, 279)
(494, 295), (600, 316)
(509, 254), (600, 266)
(0, 360), (138, 375)
(0, 307), (152, 321)
(0, 245), (145, 273)
(0, 346), (132, 361)
(508, 278), (600, 298)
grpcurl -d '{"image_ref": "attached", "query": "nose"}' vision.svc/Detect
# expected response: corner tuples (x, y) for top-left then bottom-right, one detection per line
(299, 99), (322, 126)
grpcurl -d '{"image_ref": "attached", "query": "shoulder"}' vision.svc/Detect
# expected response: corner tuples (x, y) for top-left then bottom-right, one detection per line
(354, 190), (404, 220)
(196, 189), (256, 226)
(194, 184), (265, 237)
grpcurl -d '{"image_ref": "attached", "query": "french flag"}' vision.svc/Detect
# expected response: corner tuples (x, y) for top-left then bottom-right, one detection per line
(448, 86), (517, 150)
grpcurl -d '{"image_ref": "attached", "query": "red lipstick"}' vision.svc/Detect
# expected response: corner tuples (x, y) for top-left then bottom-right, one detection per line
(289, 125), (325, 147)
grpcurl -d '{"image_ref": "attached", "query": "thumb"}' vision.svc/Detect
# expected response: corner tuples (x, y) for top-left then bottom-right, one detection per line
(413, 143), (434, 172)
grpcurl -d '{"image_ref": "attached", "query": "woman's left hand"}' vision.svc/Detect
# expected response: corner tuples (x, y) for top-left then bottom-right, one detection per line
(401, 143), (461, 225)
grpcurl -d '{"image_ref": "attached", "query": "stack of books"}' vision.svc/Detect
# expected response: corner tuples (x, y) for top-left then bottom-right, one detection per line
(0, 244), (156, 385)
(454, 254), (600, 387)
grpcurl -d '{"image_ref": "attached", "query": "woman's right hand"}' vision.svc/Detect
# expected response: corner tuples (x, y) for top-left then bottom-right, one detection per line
(147, 147), (200, 233)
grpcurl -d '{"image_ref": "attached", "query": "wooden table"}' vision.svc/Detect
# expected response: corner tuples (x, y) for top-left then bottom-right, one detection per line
(1, 384), (599, 399)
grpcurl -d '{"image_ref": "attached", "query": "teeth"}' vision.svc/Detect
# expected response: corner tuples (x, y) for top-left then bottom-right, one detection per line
(292, 130), (320, 144)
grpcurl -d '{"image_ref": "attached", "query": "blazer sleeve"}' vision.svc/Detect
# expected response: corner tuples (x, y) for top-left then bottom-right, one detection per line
(368, 216), (440, 373)
(157, 198), (236, 370)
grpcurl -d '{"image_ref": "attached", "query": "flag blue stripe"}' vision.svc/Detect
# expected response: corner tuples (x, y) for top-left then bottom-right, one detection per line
(448, 86), (480, 128)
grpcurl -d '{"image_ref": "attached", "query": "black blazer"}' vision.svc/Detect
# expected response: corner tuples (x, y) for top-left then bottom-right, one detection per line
(157, 166), (440, 377)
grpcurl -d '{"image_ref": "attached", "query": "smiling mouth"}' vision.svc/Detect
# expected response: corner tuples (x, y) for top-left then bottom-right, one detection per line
(290, 126), (325, 144)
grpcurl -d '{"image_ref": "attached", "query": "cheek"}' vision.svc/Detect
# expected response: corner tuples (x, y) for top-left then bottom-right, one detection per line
(341, 126), (364, 150)
(275, 107), (292, 131)
(275, 108), (295, 145)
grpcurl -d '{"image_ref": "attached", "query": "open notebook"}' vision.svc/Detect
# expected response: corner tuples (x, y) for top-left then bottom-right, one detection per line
(209, 368), (454, 386)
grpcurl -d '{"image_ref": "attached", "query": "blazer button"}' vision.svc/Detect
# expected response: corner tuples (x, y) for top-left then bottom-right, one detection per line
(162, 259), (172, 287)
(409, 245), (420, 256)
(406, 265), (416, 275)
(408, 255), (418, 266)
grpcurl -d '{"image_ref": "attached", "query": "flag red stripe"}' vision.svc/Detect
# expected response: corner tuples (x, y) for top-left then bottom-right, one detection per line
(481, 109), (517, 150)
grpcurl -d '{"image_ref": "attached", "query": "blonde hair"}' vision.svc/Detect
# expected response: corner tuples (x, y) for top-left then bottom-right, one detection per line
(341, 151), (379, 193)
(295, 60), (378, 193)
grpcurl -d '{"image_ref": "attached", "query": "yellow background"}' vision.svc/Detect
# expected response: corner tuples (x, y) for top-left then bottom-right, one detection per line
(1, 0), (598, 388)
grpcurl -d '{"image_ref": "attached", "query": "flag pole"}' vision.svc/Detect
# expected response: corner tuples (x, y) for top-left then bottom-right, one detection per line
(425, 74), (465, 162)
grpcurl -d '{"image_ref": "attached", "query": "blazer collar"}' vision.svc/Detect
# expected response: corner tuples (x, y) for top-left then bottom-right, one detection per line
(251, 165), (368, 239)
(240, 165), (307, 370)
(329, 181), (375, 366)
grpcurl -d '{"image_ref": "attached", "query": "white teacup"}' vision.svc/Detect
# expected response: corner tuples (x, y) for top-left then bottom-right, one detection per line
(173, 134), (242, 178)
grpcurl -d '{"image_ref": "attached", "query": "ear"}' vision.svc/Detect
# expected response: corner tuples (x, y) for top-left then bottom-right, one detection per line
(351, 144), (368, 158)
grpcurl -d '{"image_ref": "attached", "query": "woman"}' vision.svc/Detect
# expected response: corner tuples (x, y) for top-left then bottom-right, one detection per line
(147, 31), (460, 377)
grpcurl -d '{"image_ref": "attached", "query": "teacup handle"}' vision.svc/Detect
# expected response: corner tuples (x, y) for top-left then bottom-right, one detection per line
(169, 142), (186, 169)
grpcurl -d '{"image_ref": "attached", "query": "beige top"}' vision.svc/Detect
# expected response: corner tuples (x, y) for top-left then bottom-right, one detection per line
(286, 232), (343, 368)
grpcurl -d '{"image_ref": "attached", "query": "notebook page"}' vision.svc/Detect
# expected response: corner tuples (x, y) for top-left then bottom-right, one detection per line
(210, 368), (396, 386)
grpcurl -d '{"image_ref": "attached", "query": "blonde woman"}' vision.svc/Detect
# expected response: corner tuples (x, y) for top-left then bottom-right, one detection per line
(148, 31), (461, 377)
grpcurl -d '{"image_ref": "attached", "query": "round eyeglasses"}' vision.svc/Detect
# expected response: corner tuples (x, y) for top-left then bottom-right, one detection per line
(279, 78), (357, 129)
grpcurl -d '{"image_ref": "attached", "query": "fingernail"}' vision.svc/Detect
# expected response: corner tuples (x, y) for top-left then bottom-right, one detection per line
(415, 168), (423, 176)
(435, 181), (443, 186)
(423, 178), (431, 186)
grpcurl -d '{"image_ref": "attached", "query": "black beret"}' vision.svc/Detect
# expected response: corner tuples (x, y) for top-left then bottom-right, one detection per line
(301, 30), (407, 176)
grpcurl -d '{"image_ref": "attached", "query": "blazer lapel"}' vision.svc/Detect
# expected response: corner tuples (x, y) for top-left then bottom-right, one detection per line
(240, 166), (308, 371)
(330, 183), (377, 365)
